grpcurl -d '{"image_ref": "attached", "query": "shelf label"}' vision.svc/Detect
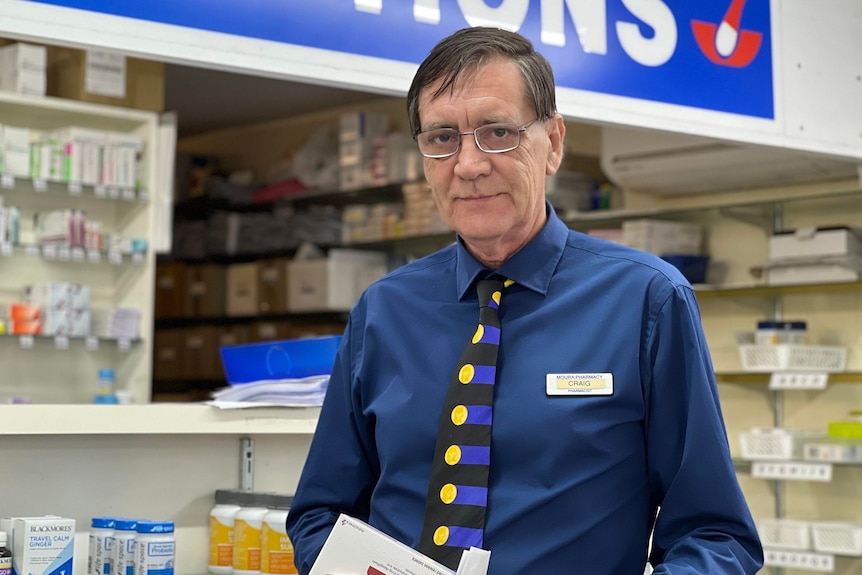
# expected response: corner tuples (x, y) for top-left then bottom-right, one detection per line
(42, 245), (58, 260)
(24, 245), (40, 258)
(0, 243), (12, 257)
(87, 250), (102, 264)
(769, 372), (828, 390)
(108, 250), (123, 265)
(71, 248), (86, 262)
(751, 461), (833, 482)
(1, 174), (14, 188)
(19, 335), (34, 349)
(33, 179), (48, 192)
(57, 246), (71, 261)
(763, 549), (834, 572)
(122, 188), (136, 202)
(85, 336), (99, 351)
(95, 186), (108, 198)
(68, 182), (83, 196)
(117, 338), (131, 352)
(54, 336), (69, 350)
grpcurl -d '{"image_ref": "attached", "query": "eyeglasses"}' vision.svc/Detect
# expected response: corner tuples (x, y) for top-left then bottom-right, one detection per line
(415, 119), (539, 159)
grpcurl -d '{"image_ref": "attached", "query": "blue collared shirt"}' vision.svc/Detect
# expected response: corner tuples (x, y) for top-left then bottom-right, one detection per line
(287, 207), (763, 575)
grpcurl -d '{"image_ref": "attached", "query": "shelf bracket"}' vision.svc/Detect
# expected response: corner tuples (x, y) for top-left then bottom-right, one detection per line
(718, 205), (773, 232)
(240, 437), (254, 491)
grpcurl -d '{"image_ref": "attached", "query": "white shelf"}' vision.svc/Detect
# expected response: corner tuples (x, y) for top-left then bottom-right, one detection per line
(0, 404), (320, 435)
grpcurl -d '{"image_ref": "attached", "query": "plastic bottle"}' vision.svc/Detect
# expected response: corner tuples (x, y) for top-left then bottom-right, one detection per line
(0, 531), (12, 575)
(233, 496), (269, 575)
(94, 369), (119, 404)
(260, 495), (297, 575)
(135, 521), (175, 575)
(112, 519), (138, 575)
(89, 517), (116, 575)
(208, 492), (242, 575)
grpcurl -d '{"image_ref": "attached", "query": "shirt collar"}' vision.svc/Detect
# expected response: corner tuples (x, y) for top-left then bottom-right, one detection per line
(455, 202), (568, 300)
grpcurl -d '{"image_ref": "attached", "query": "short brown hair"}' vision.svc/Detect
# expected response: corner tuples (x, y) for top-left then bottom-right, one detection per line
(407, 27), (557, 136)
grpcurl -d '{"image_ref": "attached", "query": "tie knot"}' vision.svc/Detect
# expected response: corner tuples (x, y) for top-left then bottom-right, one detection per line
(476, 277), (511, 309)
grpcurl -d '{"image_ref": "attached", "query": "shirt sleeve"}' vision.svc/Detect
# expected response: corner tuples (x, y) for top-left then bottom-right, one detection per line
(286, 310), (379, 575)
(645, 284), (764, 575)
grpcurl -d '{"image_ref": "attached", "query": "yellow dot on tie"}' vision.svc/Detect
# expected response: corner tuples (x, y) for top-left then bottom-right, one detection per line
(459, 364), (475, 384)
(504, 278), (515, 288)
(445, 445), (462, 465)
(451, 405), (467, 425)
(471, 324), (484, 344)
(433, 526), (449, 546)
(492, 291), (501, 305)
(440, 483), (457, 504)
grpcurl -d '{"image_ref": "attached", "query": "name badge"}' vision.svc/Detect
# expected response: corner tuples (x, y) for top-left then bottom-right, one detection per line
(546, 373), (614, 396)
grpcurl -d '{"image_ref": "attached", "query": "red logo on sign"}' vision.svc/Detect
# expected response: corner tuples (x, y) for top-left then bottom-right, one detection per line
(691, 0), (763, 67)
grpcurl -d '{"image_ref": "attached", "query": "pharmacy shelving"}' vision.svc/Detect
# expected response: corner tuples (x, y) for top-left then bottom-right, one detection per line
(0, 91), (163, 404)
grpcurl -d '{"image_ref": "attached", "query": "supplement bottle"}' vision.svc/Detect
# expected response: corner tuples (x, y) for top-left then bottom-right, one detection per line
(94, 369), (119, 404)
(135, 521), (175, 575)
(260, 495), (297, 575)
(0, 531), (12, 575)
(233, 496), (269, 575)
(112, 519), (138, 575)
(208, 492), (242, 575)
(89, 517), (116, 575)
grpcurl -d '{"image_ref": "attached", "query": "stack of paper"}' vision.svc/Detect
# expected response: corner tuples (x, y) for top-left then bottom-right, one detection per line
(208, 374), (329, 409)
(309, 514), (490, 575)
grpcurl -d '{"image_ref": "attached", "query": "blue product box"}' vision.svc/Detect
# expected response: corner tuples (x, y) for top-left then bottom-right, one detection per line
(661, 254), (710, 284)
(219, 335), (342, 384)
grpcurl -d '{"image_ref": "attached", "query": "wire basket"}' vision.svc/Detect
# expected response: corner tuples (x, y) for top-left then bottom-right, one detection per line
(811, 522), (862, 556)
(758, 519), (812, 550)
(738, 344), (847, 372)
(740, 428), (826, 460)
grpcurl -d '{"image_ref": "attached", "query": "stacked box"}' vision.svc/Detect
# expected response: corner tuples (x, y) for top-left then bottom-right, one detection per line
(767, 227), (862, 285)
(338, 111), (388, 190)
(0, 43), (47, 96)
(622, 219), (702, 256)
(0, 124), (32, 178)
(23, 282), (91, 336)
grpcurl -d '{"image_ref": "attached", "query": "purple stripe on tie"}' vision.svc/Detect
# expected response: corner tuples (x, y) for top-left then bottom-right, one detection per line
(465, 405), (492, 425)
(487, 298), (499, 310)
(446, 526), (484, 549)
(471, 365), (496, 384)
(458, 445), (490, 465)
(453, 485), (488, 507)
(478, 325), (500, 345)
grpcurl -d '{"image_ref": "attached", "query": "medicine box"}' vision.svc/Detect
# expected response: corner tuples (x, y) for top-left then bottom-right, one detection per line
(24, 282), (90, 310)
(769, 227), (862, 261)
(287, 249), (388, 312)
(622, 219), (702, 256)
(11, 516), (76, 575)
(0, 43), (47, 96)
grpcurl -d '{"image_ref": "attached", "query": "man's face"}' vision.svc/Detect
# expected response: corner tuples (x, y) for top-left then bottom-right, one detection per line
(417, 58), (564, 263)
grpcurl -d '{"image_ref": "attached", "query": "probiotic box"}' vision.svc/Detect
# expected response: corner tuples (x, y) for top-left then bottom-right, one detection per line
(12, 516), (76, 575)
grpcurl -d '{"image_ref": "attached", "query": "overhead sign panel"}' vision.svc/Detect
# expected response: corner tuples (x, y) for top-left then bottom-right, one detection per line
(25, 0), (774, 119)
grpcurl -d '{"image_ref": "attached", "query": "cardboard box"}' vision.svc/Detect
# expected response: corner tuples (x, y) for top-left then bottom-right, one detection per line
(0, 42), (47, 96)
(287, 249), (388, 312)
(769, 227), (862, 261)
(257, 258), (289, 314)
(184, 264), (226, 318)
(46, 46), (164, 112)
(767, 263), (862, 286)
(183, 326), (221, 380)
(153, 329), (183, 381)
(226, 262), (259, 317)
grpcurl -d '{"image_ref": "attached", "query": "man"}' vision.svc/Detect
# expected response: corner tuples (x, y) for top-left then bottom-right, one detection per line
(287, 26), (763, 575)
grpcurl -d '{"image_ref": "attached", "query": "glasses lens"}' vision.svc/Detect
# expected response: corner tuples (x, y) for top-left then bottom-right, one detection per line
(475, 123), (521, 152)
(417, 128), (460, 157)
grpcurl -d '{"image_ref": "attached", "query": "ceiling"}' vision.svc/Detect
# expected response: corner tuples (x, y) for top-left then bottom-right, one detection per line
(164, 63), (386, 138)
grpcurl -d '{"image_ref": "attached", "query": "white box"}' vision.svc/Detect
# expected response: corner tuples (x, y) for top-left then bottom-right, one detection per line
(12, 516), (76, 575)
(288, 249), (387, 312)
(621, 219), (702, 255)
(0, 43), (47, 96)
(769, 227), (862, 261)
(227, 262), (259, 317)
(767, 262), (862, 285)
(42, 308), (90, 336)
(25, 282), (91, 310)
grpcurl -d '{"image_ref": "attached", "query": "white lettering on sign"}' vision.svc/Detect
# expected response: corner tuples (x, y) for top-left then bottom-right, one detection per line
(617, 0), (677, 66)
(458, 0), (529, 32)
(357, 0), (679, 67)
(541, 0), (607, 53)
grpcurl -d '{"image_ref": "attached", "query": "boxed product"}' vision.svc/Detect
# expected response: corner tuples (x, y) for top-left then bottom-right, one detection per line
(0, 124), (33, 177)
(0, 42), (47, 96)
(287, 249), (388, 312)
(24, 282), (90, 310)
(769, 227), (862, 261)
(10, 516), (76, 575)
(621, 219), (702, 256)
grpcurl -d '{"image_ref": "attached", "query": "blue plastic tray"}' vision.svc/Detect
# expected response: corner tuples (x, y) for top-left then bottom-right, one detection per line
(219, 335), (343, 384)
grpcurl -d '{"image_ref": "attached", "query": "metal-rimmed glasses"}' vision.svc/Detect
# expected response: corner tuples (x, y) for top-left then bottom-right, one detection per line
(415, 119), (539, 159)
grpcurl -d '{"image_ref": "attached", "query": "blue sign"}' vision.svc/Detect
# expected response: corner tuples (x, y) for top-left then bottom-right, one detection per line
(24, 0), (773, 119)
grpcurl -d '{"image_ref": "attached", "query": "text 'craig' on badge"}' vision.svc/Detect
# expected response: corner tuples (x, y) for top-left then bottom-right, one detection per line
(546, 373), (614, 396)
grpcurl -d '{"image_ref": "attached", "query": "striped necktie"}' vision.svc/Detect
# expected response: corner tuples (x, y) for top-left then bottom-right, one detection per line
(418, 276), (512, 569)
